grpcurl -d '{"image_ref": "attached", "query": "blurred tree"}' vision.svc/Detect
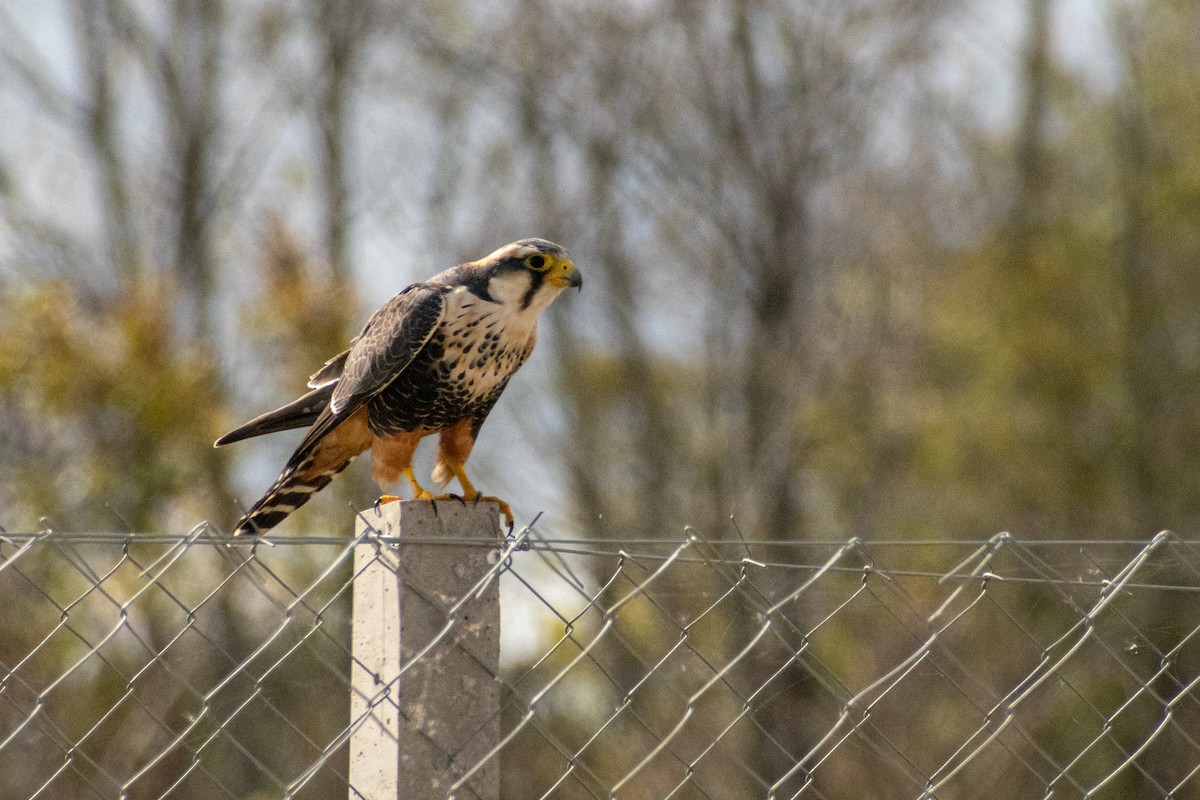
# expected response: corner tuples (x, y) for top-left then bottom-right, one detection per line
(909, 0), (1200, 543)
(0, 279), (234, 531)
(312, 0), (371, 284)
(448, 0), (963, 546)
(0, 5), (369, 794)
(0, 0), (368, 533)
(1111, 0), (1200, 535)
(3, 0), (1200, 796)
(440, 1), (964, 793)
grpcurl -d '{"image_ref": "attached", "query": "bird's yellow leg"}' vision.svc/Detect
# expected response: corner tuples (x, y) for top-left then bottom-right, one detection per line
(378, 467), (436, 504)
(452, 466), (479, 499)
(404, 467), (437, 500)
(447, 463), (514, 530)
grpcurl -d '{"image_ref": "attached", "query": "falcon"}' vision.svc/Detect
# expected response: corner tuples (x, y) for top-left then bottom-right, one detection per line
(216, 238), (581, 535)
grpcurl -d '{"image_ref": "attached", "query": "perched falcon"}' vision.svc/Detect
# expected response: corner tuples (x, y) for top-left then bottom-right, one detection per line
(216, 238), (581, 535)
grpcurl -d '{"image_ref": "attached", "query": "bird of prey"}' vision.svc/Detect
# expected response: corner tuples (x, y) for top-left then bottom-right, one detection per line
(216, 238), (581, 535)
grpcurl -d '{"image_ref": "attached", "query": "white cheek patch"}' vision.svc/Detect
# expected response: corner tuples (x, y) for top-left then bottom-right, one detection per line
(485, 271), (534, 305)
(520, 283), (565, 316)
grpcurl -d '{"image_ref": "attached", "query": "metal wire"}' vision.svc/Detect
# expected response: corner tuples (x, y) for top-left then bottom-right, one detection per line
(2, 524), (1199, 799)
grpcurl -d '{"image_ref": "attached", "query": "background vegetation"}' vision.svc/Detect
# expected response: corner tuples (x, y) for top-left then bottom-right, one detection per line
(4, 0), (1199, 543)
(1, 1), (1198, 797)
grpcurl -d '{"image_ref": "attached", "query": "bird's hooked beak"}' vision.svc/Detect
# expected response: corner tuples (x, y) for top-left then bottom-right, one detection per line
(549, 258), (583, 291)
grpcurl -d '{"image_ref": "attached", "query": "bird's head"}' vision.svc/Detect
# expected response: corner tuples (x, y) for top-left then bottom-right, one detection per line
(475, 238), (581, 313)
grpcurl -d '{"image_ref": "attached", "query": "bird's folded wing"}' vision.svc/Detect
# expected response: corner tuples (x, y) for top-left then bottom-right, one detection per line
(285, 284), (447, 466)
(214, 383), (334, 446)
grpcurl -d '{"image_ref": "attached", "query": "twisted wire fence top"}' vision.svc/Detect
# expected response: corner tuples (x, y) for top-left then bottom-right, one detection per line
(1, 522), (1199, 799)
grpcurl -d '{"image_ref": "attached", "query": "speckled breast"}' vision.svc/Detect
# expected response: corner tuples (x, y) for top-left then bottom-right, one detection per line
(366, 296), (535, 436)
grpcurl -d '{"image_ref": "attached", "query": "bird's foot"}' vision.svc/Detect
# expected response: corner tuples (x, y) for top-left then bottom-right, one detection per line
(383, 491), (512, 531)
(373, 493), (433, 516)
(468, 494), (514, 533)
(431, 492), (514, 532)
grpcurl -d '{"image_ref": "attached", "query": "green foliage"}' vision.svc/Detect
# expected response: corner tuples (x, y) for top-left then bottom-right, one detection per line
(3, 1), (1200, 797)
(0, 280), (234, 531)
(546, 1), (1200, 543)
(0, 219), (363, 534)
(244, 215), (359, 390)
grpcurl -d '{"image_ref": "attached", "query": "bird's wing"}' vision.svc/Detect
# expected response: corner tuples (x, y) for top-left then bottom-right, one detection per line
(331, 284), (447, 413)
(308, 349), (350, 388)
(286, 284), (447, 465)
(215, 383), (334, 446)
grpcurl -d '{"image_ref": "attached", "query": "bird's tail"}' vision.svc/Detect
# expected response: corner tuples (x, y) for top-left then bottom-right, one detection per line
(233, 454), (354, 536)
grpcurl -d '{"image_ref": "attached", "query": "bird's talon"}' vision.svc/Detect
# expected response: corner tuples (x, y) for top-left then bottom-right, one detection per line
(474, 496), (515, 531)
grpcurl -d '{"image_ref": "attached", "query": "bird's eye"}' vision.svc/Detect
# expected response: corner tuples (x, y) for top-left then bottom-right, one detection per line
(525, 254), (547, 270)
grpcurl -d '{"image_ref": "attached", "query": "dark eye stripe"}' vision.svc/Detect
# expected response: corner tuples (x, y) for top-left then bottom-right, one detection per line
(520, 269), (545, 310)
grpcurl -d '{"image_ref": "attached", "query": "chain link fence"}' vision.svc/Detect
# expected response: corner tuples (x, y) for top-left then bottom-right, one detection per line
(2, 511), (1199, 799)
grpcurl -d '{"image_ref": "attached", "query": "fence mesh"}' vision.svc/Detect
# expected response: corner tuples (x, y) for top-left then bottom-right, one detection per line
(2, 519), (1199, 799)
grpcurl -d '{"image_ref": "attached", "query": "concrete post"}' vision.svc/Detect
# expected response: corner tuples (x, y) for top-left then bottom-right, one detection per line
(349, 500), (502, 800)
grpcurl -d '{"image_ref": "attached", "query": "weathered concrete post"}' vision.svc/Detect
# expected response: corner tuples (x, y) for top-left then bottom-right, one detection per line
(349, 500), (502, 800)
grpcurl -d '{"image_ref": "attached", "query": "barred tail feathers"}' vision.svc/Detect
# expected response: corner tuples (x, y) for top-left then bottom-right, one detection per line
(231, 406), (373, 536)
(232, 457), (350, 535)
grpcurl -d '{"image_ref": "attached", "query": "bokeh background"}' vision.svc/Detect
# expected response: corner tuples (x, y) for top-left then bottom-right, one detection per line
(3, 0), (1199, 543)
(4, 0), (1199, 543)
(3, 2), (1200, 798)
